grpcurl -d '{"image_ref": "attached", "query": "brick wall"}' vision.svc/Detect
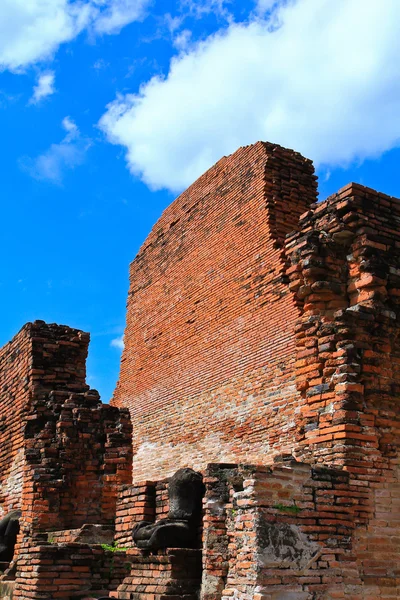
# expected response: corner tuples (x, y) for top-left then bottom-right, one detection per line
(0, 325), (31, 515)
(22, 390), (132, 533)
(202, 460), (399, 600)
(112, 142), (400, 597)
(112, 142), (317, 480)
(115, 482), (157, 548)
(285, 183), (400, 597)
(0, 321), (132, 558)
(286, 183), (400, 469)
(0, 320), (90, 517)
(110, 548), (202, 600)
(13, 542), (131, 599)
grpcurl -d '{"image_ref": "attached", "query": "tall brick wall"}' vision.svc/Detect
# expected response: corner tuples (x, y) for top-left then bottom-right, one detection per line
(112, 142), (317, 480)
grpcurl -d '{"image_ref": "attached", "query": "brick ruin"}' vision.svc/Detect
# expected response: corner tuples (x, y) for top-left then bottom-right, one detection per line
(0, 141), (399, 599)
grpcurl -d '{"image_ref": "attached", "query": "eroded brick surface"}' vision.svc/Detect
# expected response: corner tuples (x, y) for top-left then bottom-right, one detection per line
(13, 542), (131, 599)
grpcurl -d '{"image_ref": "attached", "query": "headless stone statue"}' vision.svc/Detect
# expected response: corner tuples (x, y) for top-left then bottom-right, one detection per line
(132, 468), (204, 550)
(0, 510), (21, 563)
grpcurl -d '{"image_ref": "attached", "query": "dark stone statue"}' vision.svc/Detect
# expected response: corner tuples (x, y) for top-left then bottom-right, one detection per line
(0, 510), (21, 563)
(132, 468), (204, 550)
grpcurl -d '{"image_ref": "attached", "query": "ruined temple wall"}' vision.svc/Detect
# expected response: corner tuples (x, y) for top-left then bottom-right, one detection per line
(202, 461), (400, 600)
(22, 390), (132, 533)
(20, 323), (132, 533)
(0, 325), (32, 515)
(285, 184), (400, 470)
(0, 319), (83, 516)
(112, 142), (317, 481)
(285, 184), (400, 597)
(0, 321), (133, 537)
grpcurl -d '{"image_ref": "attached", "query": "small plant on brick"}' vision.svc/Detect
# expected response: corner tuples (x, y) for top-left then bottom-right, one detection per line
(273, 503), (302, 515)
(101, 542), (128, 553)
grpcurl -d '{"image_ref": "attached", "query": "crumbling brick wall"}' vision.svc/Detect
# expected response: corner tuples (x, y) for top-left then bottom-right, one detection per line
(0, 321), (132, 549)
(202, 461), (364, 600)
(285, 183), (400, 597)
(112, 142), (317, 480)
(22, 389), (132, 533)
(0, 320), (90, 517)
(286, 183), (400, 469)
(13, 542), (131, 600)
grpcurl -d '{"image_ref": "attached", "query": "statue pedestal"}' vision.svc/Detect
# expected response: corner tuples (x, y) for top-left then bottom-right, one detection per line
(110, 548), (202, 600)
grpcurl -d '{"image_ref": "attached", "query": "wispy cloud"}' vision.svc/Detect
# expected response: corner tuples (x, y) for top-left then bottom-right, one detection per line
(179, 0), (233, 20)
(93, 58), (110, 71)
(173, 29), (192, 51)
(0, 0), (151, 73)
(110, 335), (124, 350)
(30, 71), (56, 104)
(20, 117), (90, 184)
(92, 0), (151, 35)
(99, 0), (400, 193)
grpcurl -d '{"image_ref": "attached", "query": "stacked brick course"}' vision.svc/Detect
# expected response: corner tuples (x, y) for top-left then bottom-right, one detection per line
(285, 183), (400, 597)
(0, 321), (133, 539)
(285, 183), (400, 469)
(0, 326), (32, 515)
(22, 388), (132, 533)
(13, 542), (130, 599)
(0, 320), (92, 519)
(110, 548), (202, 600)
(115, 483), (157, 548)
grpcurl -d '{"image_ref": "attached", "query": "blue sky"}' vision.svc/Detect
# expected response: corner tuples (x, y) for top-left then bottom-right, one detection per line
(1, 0), (400, 401)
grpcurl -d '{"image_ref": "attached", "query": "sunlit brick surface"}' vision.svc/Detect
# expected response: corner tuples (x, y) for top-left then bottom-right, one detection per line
(112, 142), (317, 480)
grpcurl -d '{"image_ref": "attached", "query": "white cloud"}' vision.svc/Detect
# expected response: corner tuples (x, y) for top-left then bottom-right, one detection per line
(20, 117), (90, 183)
(30, 71), (55, 103)
(92, 0), (150, 35)
(111, 335), (124, 349)
(0, 0), (150, 72)
(99, 0), (400, 192)
(62, 115), (79, 135)
(173, 29), (192, 51)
